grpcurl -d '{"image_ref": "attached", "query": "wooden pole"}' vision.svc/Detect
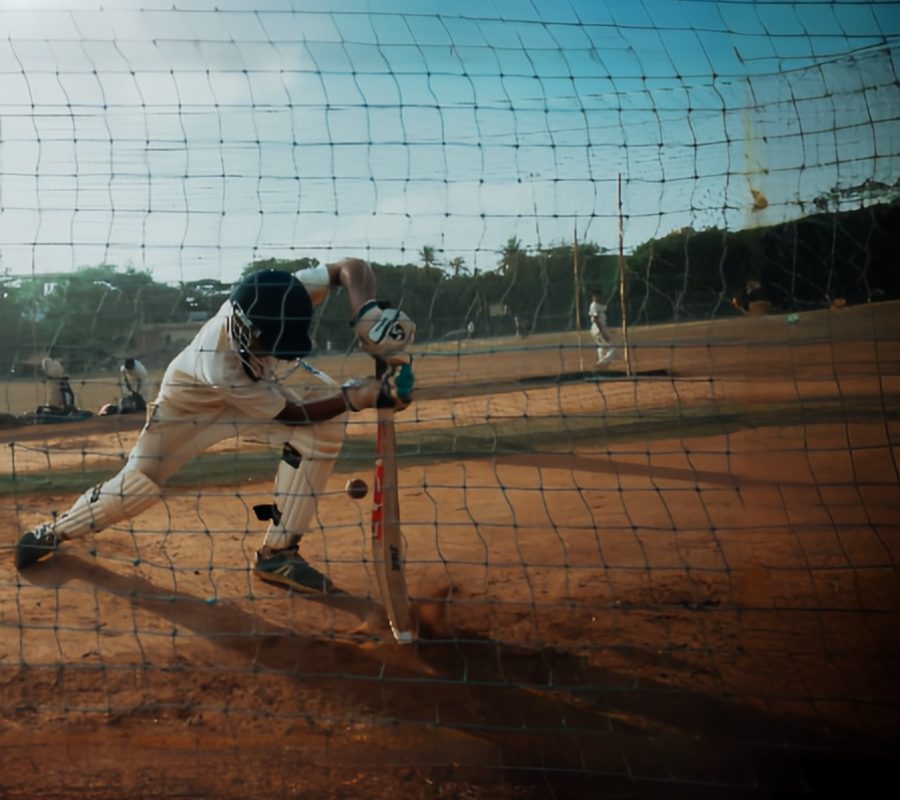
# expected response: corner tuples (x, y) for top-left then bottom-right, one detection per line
(573, 220), (584, 371)
(617, 174), (632, 376)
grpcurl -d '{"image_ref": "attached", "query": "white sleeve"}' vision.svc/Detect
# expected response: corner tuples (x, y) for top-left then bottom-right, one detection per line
(295, 264), (332, 307)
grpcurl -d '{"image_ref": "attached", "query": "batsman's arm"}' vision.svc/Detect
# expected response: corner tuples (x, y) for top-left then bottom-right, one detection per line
(273, 360), (412, 425)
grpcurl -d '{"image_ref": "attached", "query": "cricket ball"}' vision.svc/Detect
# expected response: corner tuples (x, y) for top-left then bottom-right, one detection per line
(345, 477), (368, 500)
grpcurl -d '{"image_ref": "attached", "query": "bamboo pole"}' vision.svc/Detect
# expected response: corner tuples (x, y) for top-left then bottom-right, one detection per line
(617, 174), (632, 376)
(573, 220), (584, 371)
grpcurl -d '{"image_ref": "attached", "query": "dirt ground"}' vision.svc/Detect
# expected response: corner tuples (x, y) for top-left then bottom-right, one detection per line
(1, 303), (899, 798)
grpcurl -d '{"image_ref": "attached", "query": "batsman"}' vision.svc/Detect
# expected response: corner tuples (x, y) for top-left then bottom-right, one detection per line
(14, 260), (416, 594)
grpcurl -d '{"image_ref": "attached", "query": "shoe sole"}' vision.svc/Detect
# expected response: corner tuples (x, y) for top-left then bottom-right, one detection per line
(253, 567), (334, 595)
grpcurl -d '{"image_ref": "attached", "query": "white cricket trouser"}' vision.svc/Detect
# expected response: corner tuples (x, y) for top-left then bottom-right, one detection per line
(52, 379), (347, 551)
(591, 323), (614, 361)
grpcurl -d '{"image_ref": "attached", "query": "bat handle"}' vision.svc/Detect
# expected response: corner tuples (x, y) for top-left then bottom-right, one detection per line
(374, 356), (387, 381)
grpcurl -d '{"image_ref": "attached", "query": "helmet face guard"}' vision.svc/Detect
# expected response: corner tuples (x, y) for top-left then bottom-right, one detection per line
(229, 302), (260, 362)
(228, 270), (314, 370)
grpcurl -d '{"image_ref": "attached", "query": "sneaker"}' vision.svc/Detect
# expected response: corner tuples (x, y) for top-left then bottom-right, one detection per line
(15, 523), (61, 570)
(253, 545), (336, 594)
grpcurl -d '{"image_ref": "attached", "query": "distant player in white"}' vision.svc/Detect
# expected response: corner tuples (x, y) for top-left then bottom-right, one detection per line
(120, 357), (148, 397)
(40, 356), (76, 414)
(119, 357), (150, 413)
(589, 290), (616, 366)
(15, 260), (416, 594)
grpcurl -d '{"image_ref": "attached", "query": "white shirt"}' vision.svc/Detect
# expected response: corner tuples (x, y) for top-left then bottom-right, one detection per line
(121, 360), (148, 394)
(41, 356), (66, 379)
(589, 299), (607, 331)
(157, 301), (282, 419)
(156, 271), (330, 421)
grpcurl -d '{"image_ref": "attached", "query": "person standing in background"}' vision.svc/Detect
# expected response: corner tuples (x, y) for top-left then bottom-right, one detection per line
(589, 291), (616, 366)
(40, 356), (76, 415)
(120, 357), (149, 413)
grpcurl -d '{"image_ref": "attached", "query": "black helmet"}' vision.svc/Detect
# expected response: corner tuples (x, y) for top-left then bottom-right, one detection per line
(229, 269), (313, 360)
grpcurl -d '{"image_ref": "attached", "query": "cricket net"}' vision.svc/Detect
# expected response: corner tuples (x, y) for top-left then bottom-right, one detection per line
(1, 3), (898, 798)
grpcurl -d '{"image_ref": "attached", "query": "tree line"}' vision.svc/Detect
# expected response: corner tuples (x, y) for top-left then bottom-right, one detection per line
(2, 198), (897, 376)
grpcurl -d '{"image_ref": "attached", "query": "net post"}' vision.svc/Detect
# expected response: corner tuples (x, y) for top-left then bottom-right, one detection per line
(573, 220), (584, 372)
(617, 173), (632, 376)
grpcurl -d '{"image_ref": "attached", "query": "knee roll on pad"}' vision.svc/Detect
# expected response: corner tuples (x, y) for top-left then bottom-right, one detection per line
(281, 443), (301, 469)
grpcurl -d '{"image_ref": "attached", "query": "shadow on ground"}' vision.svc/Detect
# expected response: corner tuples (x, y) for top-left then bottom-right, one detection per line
(4, 554), (893, 799)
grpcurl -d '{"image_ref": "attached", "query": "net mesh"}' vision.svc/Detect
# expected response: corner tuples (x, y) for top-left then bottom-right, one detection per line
(1, 3), (898, 797)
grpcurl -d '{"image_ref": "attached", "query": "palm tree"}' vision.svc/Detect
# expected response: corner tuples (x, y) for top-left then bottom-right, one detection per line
(419, 245), (439, 269)
(498, 237), (524, 275)
(448, 256), (469, 277)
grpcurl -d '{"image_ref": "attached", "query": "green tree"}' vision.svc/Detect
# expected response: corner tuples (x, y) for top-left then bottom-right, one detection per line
(241, 256), (319, 277)
(498, 237), (524, 275)
(174, 279), (231, 319)
(448, 256), (469, 277)
(419, 245), (439, 270)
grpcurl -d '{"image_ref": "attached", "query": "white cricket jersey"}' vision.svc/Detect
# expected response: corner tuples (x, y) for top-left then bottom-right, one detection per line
(156, 271), (331, 420)
(121, 360), (148, 392)
(589, 300), (606, 330)
(157, 301), (284, 419)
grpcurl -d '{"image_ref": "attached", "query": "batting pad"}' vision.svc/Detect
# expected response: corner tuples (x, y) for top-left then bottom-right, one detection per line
(261, 424), (345, 551)
(53, 468), (161, 540)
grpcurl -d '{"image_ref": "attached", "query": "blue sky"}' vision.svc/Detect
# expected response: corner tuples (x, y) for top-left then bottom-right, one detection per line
(0, 0), (898, 284)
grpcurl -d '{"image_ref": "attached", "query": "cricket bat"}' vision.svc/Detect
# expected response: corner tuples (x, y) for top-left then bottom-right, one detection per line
(372, 358), (414, 644)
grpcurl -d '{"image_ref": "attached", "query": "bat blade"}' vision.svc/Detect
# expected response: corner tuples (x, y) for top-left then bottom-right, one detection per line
(372, 382), (413, 644)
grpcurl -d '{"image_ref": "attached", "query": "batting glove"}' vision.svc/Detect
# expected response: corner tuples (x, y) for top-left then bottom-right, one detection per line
(379, 360), (414, 410)
(350, 300), (416, 360)
(341, 361), (415, 412)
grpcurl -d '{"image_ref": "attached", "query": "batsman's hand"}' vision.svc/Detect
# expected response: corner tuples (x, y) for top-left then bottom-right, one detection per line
(351, 300), (416, 361)
(378, 358), (414, 411)
(341, 360), (415, 413)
